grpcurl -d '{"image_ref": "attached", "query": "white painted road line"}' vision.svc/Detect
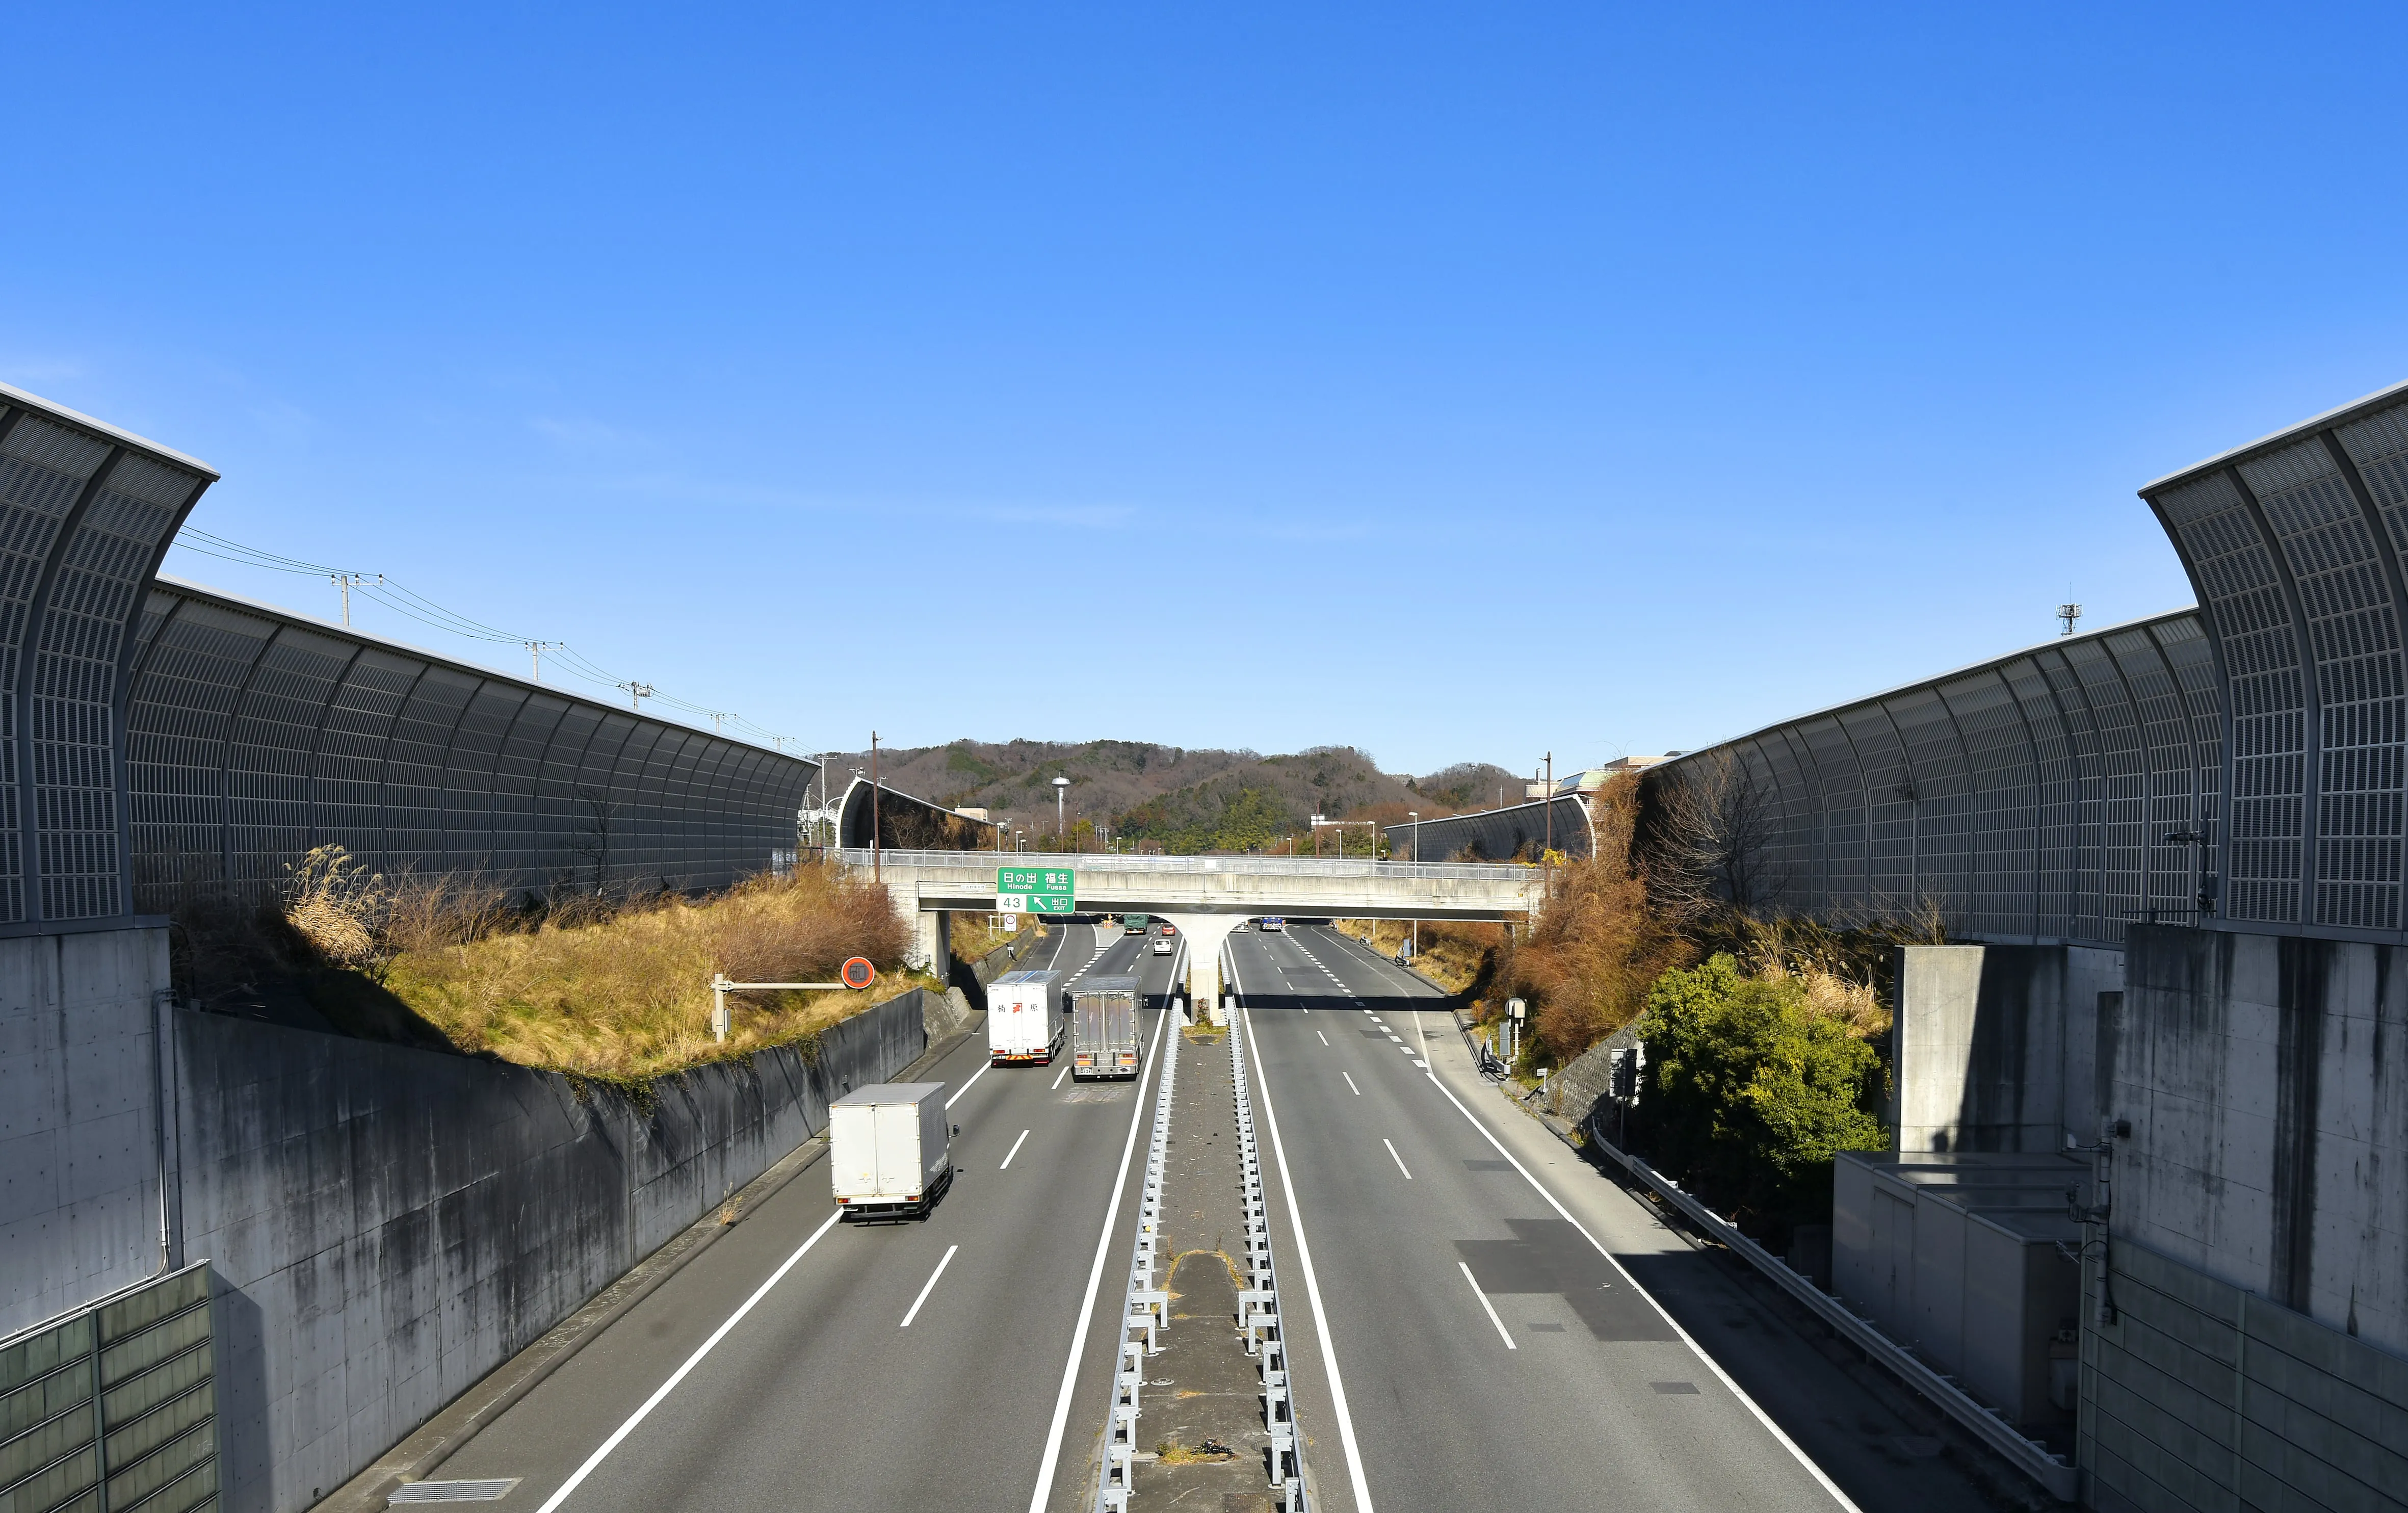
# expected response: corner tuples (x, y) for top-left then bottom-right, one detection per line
(1050, 1061), (1071, 1090)
(1382, 1138), (1413, 1180)
(530, 1208), (843, 1513)
(1458, 1262), (1517, 1350)
(1342, 1072), (1360, 1096)
(1421, 1058), (1864, 1510)
(1241, 1003), (1376, 1513)
(1316, 1030), (1329, 1046)
(945, 1059), (991, 1109)
(900, 1245), (958, 1327)
(1024, 1006), (1171, 1513)
(1000, 1130), (1031, 1169)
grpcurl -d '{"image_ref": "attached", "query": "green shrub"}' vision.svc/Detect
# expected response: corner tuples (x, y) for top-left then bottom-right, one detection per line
(1636, 953), (1886, 1233)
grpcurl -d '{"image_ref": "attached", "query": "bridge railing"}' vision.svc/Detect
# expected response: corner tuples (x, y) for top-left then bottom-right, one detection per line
(834, 847), (1536, 884)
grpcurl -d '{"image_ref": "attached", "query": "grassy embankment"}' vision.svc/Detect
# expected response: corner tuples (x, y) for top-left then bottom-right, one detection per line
(263, 847), (930, 1078)
(1343, 770), (1938, 1238)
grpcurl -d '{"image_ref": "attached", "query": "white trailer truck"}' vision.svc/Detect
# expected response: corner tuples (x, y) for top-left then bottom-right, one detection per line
(1071, 974), (1142, 1080)
(987, 969), (1064, 1065)
(829, 1082), (953, 1220)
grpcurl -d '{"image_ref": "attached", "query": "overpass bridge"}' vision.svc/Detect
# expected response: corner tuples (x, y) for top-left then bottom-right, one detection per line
(842, 846), (1542, 1001)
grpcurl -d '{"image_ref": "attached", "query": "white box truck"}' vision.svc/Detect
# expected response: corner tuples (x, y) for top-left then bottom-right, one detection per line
(987, 969), (1064, 1065)
(1071, 974), (1142, 1080)
(829, 1083), (953, 1220)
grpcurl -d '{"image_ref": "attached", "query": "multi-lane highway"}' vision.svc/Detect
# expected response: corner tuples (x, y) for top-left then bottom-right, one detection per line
(422, 922), (1183, 1511)
(412, 921), (2012, 1513)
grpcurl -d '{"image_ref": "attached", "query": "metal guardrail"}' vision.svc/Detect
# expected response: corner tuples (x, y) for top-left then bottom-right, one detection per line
(1577, 1106), (2080, 1502)
(1229, 1013), (1307, 1510)
(1095, 1014), (1179, 1512)
(837, 848), (1536, 885)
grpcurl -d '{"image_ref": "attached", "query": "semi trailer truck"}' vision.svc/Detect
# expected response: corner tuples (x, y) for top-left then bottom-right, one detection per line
(1071, 974), (1142, 1080)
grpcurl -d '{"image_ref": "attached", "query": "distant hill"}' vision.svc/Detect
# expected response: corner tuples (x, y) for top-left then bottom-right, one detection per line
(814, 739), (1522, 853)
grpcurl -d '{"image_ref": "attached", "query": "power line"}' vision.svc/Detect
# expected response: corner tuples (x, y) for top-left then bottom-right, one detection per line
(164, 528), (798, 751)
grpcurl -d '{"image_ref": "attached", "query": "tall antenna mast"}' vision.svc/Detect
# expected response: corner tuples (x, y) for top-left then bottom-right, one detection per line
(2057, 596), (2082, 637)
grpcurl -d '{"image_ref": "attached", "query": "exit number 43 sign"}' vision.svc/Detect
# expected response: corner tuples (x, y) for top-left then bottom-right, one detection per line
(997, 867), (1075, 914)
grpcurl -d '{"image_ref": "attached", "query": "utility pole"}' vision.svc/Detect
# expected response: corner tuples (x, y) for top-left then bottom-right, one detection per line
(618, 681), (653, 711)
(1408, 810), (1420, 960)
(1545, 751), (1554, 858)
(871, 732), (881, 881)
(525, 641), (559, 683)
(330, 572), (382, 627)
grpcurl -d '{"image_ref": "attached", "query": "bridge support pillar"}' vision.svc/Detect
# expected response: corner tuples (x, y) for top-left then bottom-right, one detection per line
(1161, 915), (1239, 1012)
(911, 908), (947, 977)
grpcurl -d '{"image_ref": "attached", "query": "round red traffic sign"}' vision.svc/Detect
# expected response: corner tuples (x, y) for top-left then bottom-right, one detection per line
(841, 956), (876, 990)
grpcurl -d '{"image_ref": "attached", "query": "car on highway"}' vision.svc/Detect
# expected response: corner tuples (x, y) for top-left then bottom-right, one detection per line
(1157, 922), (1177, 937)
(1151, 935), (1174, 955)
(1260, 917), (1286, 932)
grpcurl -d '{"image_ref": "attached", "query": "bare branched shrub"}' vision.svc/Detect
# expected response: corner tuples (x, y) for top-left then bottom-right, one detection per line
(1637, 749), (1785, 924)
(1507, 774), (1692, 1063)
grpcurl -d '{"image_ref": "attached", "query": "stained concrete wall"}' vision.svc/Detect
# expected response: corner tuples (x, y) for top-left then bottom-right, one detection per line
(2107, 925), (2407, 1358)
(0, 926), (176, 1338)
(2074, 924), (2408, 1511)
(1894, 943), (2124, 1153)
(174, 989), (931, 1513)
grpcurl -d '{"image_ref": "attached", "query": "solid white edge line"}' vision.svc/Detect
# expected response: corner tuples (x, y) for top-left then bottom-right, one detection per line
(1024, 1004), (1171, 1513)
(1420, 1060), (1864, 1512)
(945, 1058), (992, 1109)
(1230, 938), (1375, 1513)
(1381, 1138), (1412, 1180)
(1000, 1129), (1031, 1169)
(531, 1207), (843, 1513)
(1457, 1261), (1517, 1350)
(1342, 1072), (1360, 1096)
(899, 1244), (959, 1327)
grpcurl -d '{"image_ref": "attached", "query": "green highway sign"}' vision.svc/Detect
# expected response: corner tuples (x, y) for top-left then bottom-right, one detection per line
(996, 867), (1075, 914)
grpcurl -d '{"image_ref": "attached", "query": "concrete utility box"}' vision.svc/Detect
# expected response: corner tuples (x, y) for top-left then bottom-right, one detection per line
(1833, 1151), (2084, 1428)
(830, 1083), (952, 1219)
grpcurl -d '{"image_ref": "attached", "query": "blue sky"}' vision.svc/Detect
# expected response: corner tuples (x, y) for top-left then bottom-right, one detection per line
(9, 3), (2406, 778)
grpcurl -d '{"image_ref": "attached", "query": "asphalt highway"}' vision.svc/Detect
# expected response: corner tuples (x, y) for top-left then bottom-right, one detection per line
(427, 921), (1188, 1513)
(422, 919), (2013, 1513)
(1224, 924), (2010, 1513)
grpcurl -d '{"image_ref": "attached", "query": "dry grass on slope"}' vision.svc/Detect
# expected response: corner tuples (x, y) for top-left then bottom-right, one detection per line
(377, 866), (914, 1078)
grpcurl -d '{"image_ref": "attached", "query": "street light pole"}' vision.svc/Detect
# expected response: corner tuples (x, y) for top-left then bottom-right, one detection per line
(1409, 810), (1420, 959)
(1052, 776), (1070, 850)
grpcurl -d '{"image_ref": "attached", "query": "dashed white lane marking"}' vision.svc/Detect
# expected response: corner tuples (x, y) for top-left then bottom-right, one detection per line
(1051, 1062), (1071, 1090)
(1342, 1072), (1361, 1095)
(1316, 1030), (1329, 1046)
(1382, 1138), (1414, 1180)
(899, 1245), (958, 1327)
(945, 1060), (991, 1109)
(1000, 1130), (1031, 1169)
(1458, 1262), (1517, 1350)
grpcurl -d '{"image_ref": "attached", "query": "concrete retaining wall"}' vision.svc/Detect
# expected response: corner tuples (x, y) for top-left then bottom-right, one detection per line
(2080, 1236), (2406, 1512)
(174, 989), (931, 1513)
(1895, 943), (2124, 1154)
(2074, 924), (2408, 1510)
(0, 926), (176, 1338)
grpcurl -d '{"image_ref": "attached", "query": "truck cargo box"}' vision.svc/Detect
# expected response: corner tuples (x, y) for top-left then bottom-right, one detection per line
(830, 1082), (952, 1219)
(987, 969), (1064, 1064)
(1071, 974), (1142, 1081)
